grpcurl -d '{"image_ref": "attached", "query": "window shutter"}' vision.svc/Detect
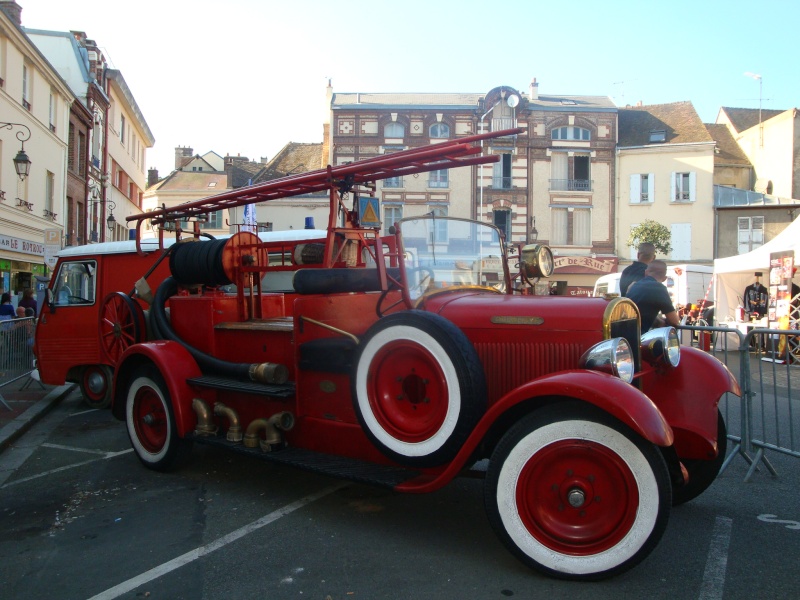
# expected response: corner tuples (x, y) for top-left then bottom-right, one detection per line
(737, 217), (751, 254)
(689, 172), (697, 202)
(630, 174), (640, 203)
(670, 172), (676, 202)
(648, 173), (655, 202)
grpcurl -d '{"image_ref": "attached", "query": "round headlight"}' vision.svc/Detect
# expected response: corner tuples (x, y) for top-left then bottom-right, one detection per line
(641, 326), (681, 368)
(579, 338), (634, 383)
(520, 244), (554, 280)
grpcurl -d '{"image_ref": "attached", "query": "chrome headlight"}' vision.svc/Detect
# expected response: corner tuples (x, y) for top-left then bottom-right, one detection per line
(579, 338), (634, 383)
(640, 327), (681, 368)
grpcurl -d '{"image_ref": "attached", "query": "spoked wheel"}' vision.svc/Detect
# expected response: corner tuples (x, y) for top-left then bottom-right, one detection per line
(125, 364), (187, 471)
(99, 292), (146, 364)
(352, 311), (486, 467)
(672, 410), (727, 505)
(79, 364), (113, 409)
(485, 402), (671, 580)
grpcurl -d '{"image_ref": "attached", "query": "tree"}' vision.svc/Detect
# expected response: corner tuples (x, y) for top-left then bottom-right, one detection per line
(627, 220), (672, 256)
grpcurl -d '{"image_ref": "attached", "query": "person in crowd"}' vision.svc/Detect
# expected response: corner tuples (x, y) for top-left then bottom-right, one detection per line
(625, 260), (680, 333)
(620, 242), (656, 297)
(15, 306), (26, 318)
(18, 288), (37, 315)
(0, 292), (15, 320)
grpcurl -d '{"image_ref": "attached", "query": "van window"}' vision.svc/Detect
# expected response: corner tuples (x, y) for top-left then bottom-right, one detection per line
(53, 261), (97, 306)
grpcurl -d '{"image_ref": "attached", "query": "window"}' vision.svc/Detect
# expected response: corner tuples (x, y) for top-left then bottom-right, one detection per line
(649, 130), (666, 143)
(550, 152), (592, 191)
(428, 169), (449, 188)
(551, 207), (591, 246)
(384, 205), (403, 233)
(78, 131), (87, 176)
(120, 115), (126, 144)
(738, 216), (764, 254)
(49, 91), (56, 132)
(383, 176), (403, 188)
(45, 171), (55, 213)
(430, 206), (448, 243)
(53, 261), (97, 306)
(492, 154), (512, 189)
(22, 64), (31, 109)
(671, 172), (696, 202)
(429, 123), (450, 138)
(551, 126), (590, 141)
(201, 210), (222, 229)
(493, 209), (511, 241)
(68, 124), (75, 172)
(384, 122), (404, 138)
(630, 173), (654, 203)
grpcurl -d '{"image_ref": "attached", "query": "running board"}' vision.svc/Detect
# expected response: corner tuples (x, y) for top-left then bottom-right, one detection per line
(187, 375), (295, 398)
(190, 434), (421, 489)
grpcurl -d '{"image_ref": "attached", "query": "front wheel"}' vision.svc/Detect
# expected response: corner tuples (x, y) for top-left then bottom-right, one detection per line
(79, 365), (113, 409)
(484, 402), (671, 580)
(125, 364), (188, 471)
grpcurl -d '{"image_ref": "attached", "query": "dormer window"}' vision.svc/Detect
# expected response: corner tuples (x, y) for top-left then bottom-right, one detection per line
(649, 129), (666, 143)
(551, 126), (590, 141)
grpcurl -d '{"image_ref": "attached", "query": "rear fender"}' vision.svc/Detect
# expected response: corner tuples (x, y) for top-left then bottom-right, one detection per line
(112, 341), (202, 437)
(642, 345), (740, 460)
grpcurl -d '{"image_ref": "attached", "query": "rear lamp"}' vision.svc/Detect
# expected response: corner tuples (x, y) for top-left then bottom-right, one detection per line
(579, 338), (634, 383)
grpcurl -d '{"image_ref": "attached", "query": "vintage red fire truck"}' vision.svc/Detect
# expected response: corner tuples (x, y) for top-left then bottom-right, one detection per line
(62, 129), (738, 580)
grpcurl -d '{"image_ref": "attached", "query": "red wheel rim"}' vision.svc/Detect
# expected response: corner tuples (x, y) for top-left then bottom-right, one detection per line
(100, 293), (143, 364)
(133, 386), (168, 454)
(515, 439), (639, 555)
(365, 340), (449, 442)
(81, 366), (109, 403)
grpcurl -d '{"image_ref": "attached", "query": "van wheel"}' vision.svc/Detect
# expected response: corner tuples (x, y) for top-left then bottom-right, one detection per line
(80, 365), (113, 409)
(352, 311), (486, 467)
(125, 364), (188, 471)
(99, 292), (146, 364)
(484, 403), (671, 580)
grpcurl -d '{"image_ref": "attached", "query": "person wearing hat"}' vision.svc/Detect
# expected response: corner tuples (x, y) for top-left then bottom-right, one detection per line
(743, 272), (768, 319)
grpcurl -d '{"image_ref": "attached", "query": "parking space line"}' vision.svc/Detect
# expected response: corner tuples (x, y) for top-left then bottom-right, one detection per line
(86, 482), (347, 600)
(698, 516), (733, 600)
(0, 449), (133, 489)
(42, 443), (109, 455)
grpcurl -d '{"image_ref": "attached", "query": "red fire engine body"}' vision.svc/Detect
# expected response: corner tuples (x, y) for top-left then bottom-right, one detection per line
(63, 129), (738, 580)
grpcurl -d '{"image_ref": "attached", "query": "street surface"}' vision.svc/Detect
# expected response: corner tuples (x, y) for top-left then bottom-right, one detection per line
(0, 388), (798, 600)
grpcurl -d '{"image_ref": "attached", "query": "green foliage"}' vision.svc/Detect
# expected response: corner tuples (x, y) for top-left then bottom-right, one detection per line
(627, 220), (672, 255)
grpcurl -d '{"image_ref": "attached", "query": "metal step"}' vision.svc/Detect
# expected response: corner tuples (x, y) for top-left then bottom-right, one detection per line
(187, 375), (295, 398)
(191, 434), (420, 489)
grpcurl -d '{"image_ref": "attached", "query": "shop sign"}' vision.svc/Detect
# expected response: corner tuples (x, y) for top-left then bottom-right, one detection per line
(0, 233), (45, 256)
(553, 255), (618, 275)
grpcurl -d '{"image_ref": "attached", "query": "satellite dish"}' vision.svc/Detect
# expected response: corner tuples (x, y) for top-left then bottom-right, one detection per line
(507, 95), (519, 108)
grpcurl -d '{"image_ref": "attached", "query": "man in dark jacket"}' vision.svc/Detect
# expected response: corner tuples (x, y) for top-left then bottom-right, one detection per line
(626, 260), (680, 333)
(620, 242), (655, 297)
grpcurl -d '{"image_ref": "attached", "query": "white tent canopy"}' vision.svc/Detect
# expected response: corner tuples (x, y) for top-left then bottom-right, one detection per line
(714, 215), (800, 323)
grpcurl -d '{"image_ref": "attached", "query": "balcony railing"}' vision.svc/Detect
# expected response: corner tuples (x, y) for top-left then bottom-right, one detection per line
(492, 176), (513, 189)
(492, 117), (514, 132)
(549, 179), (593, 192)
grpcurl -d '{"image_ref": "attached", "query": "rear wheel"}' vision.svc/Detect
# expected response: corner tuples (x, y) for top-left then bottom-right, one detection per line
(79, 365), (113, 409)
(485, 402), (671, 580)
(672, 410), (727, 505)
(125, 364), (187, 471)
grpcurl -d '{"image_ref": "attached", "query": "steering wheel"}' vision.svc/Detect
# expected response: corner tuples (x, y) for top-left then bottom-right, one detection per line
(407, 267), (434, 296)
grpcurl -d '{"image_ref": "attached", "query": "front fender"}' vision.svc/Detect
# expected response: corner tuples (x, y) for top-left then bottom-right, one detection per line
(642, 345), (740, 460)
(112, 341), (202, 437)
(397, 370), (673, 494)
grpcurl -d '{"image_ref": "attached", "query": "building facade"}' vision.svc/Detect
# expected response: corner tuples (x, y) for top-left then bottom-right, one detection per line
(0, 1), (73, 298)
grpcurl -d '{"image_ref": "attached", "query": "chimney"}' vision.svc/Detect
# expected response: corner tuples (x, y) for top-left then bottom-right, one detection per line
(148, 168), (159, 187)
(175, 146), (193, 169)
(0, 1), (22, 26)
(529, 78), (539, 101)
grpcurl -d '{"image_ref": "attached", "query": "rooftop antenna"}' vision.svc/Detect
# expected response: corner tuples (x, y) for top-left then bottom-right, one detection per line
(744, 72), (763, 147)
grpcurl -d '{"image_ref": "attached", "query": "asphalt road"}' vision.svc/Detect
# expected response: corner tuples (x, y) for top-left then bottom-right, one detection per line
(0, 388), (798, 600)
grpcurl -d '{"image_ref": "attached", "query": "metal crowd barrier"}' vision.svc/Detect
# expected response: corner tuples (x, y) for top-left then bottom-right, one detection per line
(678, 321), (800, 482)
(0, 316), (38, 410)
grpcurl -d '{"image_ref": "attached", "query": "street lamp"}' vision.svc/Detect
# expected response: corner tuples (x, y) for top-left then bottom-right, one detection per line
(530, 217), (538, 242)
(1, 122), (32, 180)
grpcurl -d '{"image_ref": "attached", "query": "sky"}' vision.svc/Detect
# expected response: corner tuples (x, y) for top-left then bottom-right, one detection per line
(19, 0), (800, 179)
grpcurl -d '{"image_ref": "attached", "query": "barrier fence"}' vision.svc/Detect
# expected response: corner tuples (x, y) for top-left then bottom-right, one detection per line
(0, 316), (37, 410)
(678, 322), (800, 482)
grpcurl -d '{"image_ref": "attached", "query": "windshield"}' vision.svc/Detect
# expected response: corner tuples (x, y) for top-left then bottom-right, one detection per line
(398, 216), (509, 302)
